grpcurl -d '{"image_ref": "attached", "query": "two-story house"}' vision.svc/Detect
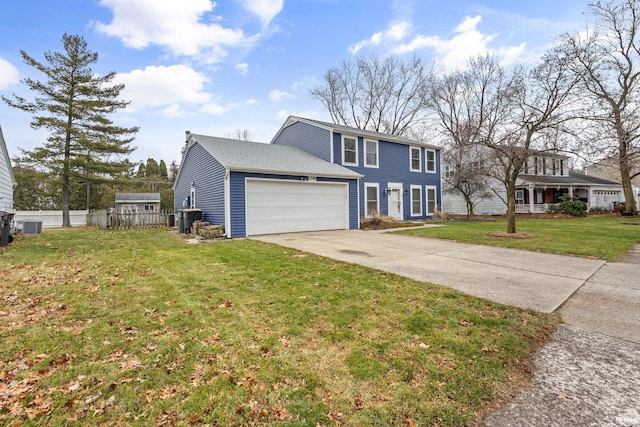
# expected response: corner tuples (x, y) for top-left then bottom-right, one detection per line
(174, 116), (442, 237)
(271, 116), (442, 221)
(442, 151), (625, 215)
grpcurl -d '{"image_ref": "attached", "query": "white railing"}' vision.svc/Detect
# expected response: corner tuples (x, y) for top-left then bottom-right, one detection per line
(515, 204), (549, 214)
(14, 210), (88, 228)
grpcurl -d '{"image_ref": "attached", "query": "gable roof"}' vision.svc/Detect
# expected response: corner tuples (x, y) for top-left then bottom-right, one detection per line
(115, 193), (161, 203)
(0, 126), (17, 188)
(519, 170), (621, 186)
(273, 115), (442, 150)
(189, 134), (362, 179)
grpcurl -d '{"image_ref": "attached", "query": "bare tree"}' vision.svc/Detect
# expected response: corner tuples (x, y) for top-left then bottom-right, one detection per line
(428, 54), (579, 232)
(558, 0), (640, 214)
(310, 55), (432, 136)
(224, 129), (254, 141)
(426, 69), (493, 217)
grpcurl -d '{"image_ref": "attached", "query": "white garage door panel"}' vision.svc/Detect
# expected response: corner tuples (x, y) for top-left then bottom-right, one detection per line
(246, 180), (348, 236)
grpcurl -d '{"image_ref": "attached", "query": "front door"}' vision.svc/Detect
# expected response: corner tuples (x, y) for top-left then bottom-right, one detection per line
(388, 187), (403, 220)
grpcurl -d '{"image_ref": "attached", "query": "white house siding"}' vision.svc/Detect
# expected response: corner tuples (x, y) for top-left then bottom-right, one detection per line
(0, 127), (16, 211)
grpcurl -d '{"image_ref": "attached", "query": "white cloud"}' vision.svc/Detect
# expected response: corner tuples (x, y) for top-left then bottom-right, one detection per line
(95, 0), (252, 62)
(270, 89), (293, 102)
(246, 98), (259, 105)
(161, 104), (188, 118)
(349, 21), (412, 55)
(394, 15), (523, 71)
(235, 62), (249, 76)
(0, 57), (19, 89)
(114, 64), (211, 112)
(200, 102), (228, 115)
(240, 0), (283, 27)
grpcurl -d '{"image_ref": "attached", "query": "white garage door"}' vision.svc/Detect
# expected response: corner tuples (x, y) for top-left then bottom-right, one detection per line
(245, 179), (348, 236)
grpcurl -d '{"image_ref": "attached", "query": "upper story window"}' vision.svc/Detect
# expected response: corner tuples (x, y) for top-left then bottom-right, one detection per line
(365, 140), (378, 168)
(425, 149), (436, 173)
(410, 146), (421, 172)
(342, 136), (358, 166)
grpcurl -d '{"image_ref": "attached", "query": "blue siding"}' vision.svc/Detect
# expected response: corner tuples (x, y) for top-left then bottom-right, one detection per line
(229, 172), (359, 237)
(272, 121), (332, 162)
(332, 132), (441, 219)
(174, 143), (226, 225)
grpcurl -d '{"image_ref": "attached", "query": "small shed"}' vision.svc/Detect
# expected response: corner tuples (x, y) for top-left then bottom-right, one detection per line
(115, 193), (161, 214)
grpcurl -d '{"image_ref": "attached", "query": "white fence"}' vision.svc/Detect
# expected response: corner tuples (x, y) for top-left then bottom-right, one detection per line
(13, 210), (88, 228)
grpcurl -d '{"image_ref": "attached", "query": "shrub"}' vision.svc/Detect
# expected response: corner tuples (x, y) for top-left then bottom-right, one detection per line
(546, 195), (588, 217)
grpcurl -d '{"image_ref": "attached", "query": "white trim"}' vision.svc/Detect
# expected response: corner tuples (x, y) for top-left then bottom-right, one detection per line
(224, 169), (231, 237)
(330, 131), (335, 164)
(425, 185), (437, 215)
(410, 146), (422, 172)
(364, 139), (379, 168)
(342, 135), (359, 166)
(410, 185), (423, 217)
(425, 149), (436, 173)
(364, 182), (380, 217)
(387, 182), (404, 220)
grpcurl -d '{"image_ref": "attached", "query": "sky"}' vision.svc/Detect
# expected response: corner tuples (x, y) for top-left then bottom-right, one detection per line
(0, 0), (594, 167)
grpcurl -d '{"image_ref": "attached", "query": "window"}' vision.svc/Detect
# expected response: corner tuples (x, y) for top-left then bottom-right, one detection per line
(342, 136), (358, 165)
(144, 204), (155, 211)
(426, 186), (437, 215)
(410, 185), (422, 216)
(425, 149), (436, 173)
(365, 140), (378, 167)
(364, 183), (379, 217)
(516, 189), (525, 204)
(410, 147), (421, 172)
(444, 165), (453, 179)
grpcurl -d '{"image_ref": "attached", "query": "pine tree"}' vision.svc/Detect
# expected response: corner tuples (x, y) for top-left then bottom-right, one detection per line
(2, 33), (138, 226)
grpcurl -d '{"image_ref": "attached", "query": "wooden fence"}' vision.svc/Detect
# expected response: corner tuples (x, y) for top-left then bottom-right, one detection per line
(87, 209), (173, 230)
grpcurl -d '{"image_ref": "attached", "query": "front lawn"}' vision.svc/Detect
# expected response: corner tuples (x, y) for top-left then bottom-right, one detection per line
(1, 228), (557, 426)
(395, 215), (640, 261)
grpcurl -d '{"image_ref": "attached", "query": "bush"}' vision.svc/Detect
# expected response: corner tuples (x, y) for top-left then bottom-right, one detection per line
(589, 206), (610, 214)
(546, 195), (588, 217)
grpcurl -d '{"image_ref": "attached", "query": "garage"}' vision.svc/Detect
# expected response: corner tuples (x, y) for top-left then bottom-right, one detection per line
(246, 179), (348, 236)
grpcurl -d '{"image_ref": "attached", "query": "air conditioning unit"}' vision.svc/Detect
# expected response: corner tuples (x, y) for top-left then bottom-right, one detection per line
(19, 220), (43, 234)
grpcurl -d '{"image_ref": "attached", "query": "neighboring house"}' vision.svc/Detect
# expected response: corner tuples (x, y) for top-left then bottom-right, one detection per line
(270, 116), (443, 222)
(0, 126), (16, 212)
(174, 133), (361, 237)
(443, 151), (626, 214)
(115, 193), (161, 214)
(584, 153), (640, 188)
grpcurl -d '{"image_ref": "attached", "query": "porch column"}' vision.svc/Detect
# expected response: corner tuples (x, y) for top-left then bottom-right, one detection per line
(529, 184), (535, 213)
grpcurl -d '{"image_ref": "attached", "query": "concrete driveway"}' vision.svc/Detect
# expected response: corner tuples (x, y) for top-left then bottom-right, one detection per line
(251, 228), (640, 426)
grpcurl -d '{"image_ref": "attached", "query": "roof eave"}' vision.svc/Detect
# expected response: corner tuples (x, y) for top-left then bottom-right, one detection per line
(229, 166), (362, 179)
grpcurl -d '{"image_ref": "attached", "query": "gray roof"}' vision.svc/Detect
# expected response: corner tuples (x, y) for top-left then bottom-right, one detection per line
(115, 192), (161, 203)
(520, 171), (621, 186)
(190, 134), (362, 179)
(277, 115), (442, 150)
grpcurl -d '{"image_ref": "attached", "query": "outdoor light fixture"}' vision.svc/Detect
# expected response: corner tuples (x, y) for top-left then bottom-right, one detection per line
(385, 188), (392, 196)
(403, 188), (408, 196)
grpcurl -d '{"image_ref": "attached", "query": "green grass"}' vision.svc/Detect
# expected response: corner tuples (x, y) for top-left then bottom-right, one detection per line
(395, 215), (640, 261)
(0, 228), (558, 426)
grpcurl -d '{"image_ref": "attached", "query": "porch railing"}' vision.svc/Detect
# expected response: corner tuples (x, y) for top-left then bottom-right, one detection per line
(515, 204), (549, 214)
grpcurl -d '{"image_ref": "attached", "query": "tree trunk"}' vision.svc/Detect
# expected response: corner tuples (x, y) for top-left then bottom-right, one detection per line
(620, 157), (638, 215)
(62, 123), (72, 227)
